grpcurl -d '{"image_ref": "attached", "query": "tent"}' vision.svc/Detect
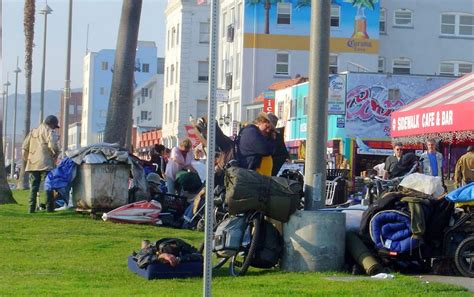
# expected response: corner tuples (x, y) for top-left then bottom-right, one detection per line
(391, 72), (473, 143)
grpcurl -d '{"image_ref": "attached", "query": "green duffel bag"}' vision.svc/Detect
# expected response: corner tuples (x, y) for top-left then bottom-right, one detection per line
(224, 166), (302, 223)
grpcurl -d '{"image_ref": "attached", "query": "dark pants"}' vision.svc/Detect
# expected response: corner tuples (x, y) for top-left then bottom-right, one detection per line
(28, 171), (54, 213)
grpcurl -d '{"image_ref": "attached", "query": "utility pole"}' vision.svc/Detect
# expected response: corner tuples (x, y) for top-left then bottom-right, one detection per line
(305, 0), (330, 210)
(62, 0), (73, 154)
(12, 60), (22, 177)
(39, 3), (53, 124)
(3, 77), (11, 155)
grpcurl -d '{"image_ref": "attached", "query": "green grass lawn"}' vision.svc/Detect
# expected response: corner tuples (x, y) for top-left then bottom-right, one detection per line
(0, 190), (470, 296)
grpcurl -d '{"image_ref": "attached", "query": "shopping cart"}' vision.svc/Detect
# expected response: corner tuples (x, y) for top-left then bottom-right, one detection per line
(325, 176), (343, 206)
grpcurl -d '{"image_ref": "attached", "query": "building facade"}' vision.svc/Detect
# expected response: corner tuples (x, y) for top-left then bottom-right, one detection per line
(81, 41), (158, 146)
(378, 0), (474, 76)
(217, 0), (381, 133)
(59, 91), (82, 139)
(162, 0), (210, 147)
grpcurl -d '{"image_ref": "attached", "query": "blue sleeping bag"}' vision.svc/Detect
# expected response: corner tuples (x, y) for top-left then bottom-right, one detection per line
(369, 210), (420, 253)
(446, 183), (474, 203)
(44, 157), (77, 191)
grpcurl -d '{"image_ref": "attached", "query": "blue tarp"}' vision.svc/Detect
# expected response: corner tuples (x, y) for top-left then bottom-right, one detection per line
(44, 157), (77, 191)
(446, 183), (474, 203)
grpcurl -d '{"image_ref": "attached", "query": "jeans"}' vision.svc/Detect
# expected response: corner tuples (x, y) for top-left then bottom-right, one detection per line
(28, 171), (54, 213)
(166, 176), (176, 195)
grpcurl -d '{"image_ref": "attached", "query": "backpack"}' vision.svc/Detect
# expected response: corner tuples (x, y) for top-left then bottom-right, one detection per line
(213, 216), (247, 258)
(250, 219), (282, 269)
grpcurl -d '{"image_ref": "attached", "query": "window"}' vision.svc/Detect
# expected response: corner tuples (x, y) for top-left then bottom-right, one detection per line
(176, 62), (179, 83)
(137, 97), (140, 106)
(198, 61), (209, 82)
(101, 61), (108, 71)
(235, 53), (240, 81)
(199, 22), (210, 43)
(441, 13), (474, 37)
(302, 96), (308, 116)
(100, 87), (105, 95)
(171, 27), (176, 48)
(392, 59), (411, 74)
(388, 88), (400, 102)
(275, 52), (289, 75)
(378, 56), (385, 73)
(290, 98), (296, 118)
(222, 12), (227, 37)
(380, 8), (386, 33)
(141, 111), (148, 121)
(394, 9), (413, 27)
(237, 3), (242, 29)
(166, 66), (169, 86)
(331, 5), (340, 27)
(136, 117), (140, 125)
(149, 89), (153, 98)
(169, 102), (173, 123)
(69, 104), (75, 115)
(164, 103), (168, 124)
(176, 24), (180, 45)
(170, 64), (175, 85)
(142, 63), (150, 73)
(440, 61), (473, 76)
(167, 29), (170, 50)
(174, 99), (178, 123)
(277, 3), (291, 25)
(141, 88), (148, 97)
(329, 55), (338, 74)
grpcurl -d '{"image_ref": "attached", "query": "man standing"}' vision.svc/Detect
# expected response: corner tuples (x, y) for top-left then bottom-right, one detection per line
(383, 142), (403, 179)
(454, 145), (474, 188)
(420, 139), (443, 177)
(22, 115), (61, 213)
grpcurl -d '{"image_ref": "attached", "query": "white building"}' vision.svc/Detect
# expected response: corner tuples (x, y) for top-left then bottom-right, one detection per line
(378, 0), (474, 76)
(81, 41), (158, 146)
(68, 122), (81, 150)
(162, 0), (211, 147)
(132, 72), (165, 130)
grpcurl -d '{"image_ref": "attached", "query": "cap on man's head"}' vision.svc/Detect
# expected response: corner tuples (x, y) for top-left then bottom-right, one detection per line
(44, 115), (60, 129)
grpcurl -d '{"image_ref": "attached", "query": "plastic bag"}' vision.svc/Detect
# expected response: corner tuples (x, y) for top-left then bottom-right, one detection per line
(399, 173), (444, 196)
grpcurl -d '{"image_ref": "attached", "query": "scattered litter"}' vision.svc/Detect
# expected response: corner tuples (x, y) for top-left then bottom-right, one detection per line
(371, 273), (395, 279)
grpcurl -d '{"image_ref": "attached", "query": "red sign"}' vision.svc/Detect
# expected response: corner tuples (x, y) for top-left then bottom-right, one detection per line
(391, 101), (473, 137)
(184, 125), (201, 148)
(264, 99), (275, 113)
(196, 0), (207, 4)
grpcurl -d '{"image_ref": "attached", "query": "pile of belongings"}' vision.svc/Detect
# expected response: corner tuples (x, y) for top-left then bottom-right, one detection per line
(45, 143), (148, 209)
(446, 183), (474, 207)
(360, 173), (454, 255)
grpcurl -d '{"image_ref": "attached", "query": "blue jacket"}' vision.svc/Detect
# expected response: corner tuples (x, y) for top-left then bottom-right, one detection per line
(236, 125), (275, 170)
(44, 157), (77, 191)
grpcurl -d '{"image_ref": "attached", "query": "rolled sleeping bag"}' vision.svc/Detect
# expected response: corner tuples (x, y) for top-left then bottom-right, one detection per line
(346, 231), (383, 276)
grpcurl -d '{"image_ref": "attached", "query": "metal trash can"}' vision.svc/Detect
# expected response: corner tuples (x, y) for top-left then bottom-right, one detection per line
(326, 169), (349, 205)
(72, 163), (130, 211)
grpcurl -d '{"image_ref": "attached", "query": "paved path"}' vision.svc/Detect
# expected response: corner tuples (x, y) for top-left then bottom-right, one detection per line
(416, 275), (474, 292)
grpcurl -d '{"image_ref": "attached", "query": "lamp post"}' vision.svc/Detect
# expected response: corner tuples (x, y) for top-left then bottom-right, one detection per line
(11, 61), (22, 178)
(3, 78), (11, 156)
(39, 3), (53, 124)
(62, 0), (73, 155)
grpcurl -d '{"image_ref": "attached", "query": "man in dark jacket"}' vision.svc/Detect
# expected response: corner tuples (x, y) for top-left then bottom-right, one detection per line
(236, 112), (275, 175)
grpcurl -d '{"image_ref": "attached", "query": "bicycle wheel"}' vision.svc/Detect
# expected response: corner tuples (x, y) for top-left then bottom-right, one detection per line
(229, 213), (262, 276)
(198, 242), (231, 269)
(454, 236), (474, 278)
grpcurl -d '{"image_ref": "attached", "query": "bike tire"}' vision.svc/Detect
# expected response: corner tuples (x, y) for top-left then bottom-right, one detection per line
(454, 236), (474, 278)
(229, 214), (262, 277)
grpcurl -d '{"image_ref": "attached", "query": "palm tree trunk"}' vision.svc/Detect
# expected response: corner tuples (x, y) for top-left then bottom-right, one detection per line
(0, 121), (16, 204)
(17, 0), (36, 190)
(264, 0), (271, 34)
(104, 0), (143, 147)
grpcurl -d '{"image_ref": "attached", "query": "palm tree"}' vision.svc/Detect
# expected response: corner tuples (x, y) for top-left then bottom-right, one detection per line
(248, 0), (282, 34)
(0, 121), (16, 204)
(17, 0), (36, 190)
(104, 0), (142, 147)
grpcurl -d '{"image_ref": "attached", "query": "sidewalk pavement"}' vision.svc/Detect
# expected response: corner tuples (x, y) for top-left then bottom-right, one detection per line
(416, 275), (474, 292)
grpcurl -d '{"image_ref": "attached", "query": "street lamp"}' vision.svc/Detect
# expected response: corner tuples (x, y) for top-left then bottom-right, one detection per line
(11, 61), (22, 177)
(3, 78), (11, 155)
(62, 0), (73, 155)
(39, 2), (53, 124)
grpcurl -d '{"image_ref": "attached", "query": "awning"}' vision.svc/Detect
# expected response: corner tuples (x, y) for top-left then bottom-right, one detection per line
(391, 72), (474, 143)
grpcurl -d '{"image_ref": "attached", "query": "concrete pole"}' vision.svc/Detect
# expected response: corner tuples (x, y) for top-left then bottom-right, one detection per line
(281, 0), (345, 273)
(3, 79), (11, 155)
(12, 61), (22, 177)
(39, 4), (52, 124)
(62, 0), (73, 154)
(203, 0), (218, 295)
(304, 0), (330, 210)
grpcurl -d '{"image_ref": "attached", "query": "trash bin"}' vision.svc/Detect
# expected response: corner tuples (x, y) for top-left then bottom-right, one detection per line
(72, 163), (130, 211)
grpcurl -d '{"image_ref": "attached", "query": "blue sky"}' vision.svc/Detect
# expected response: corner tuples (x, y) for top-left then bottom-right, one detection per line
(2, 0), (167, 94)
